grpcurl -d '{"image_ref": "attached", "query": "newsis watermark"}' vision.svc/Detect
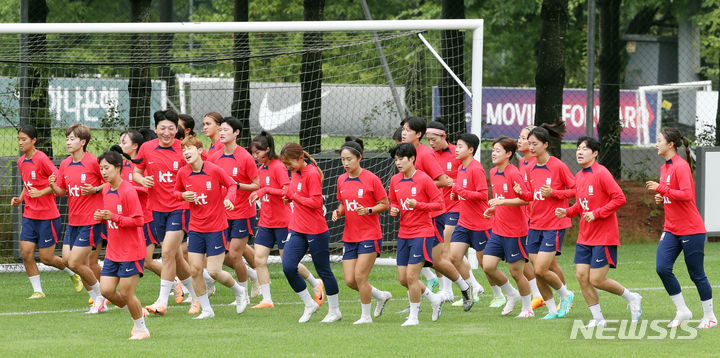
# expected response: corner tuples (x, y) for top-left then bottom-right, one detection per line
(569, 320), (699, 340)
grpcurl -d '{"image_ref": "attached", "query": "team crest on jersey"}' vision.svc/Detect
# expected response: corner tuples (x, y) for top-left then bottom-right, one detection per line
(447, 162), (452, 171)
(173, 161), (179, 170)
(588, 185), (594, 196)
(206, 181), (212, 190)
(666, 175), (671, 185)
(411, 187), (417, 196)
(31, 170), (36, 179)
(503, 183), (508, 192)
(524, 173), (528, 181)
(545, 177), (551, 186)
(233, 167), (238, 176)
(117, 204), (123, 214)
(80, 173), (86, 183)
(463, 179), (467, 188)
(357, 188), (364, 198)
(297, 182), (302, 191)
(265, 176), (270, 185)
(128, 173), (133, 182)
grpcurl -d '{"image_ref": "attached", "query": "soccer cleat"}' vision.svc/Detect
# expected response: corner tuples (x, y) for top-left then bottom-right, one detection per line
(401, 318), (419, 326)
(235, 293), (248, 314)
(27, 292), (45, 299)
(502, 294), (520, 316)
(585, 319), (607, 328)
(142, 308), (149, 318)
(313, 280), (325, 307)
(540, 312), (561, 320)
(461, 287), (474, 312)
(396, 306), (421, 315)
(451, 298), (464, 307)
(431, 299), (444, 321)
(193, 310), (215, 320)
(70, 274), (83, 293)
(128, 330), (151, 341)
(183, 295), (192, 303)
(473, 285), (484, 303)
(87, 298), (108, 314)
(299, 302), (319, 323)
(442, 291), (455, 303)
(207, 284), (216, 297)
(374, 291), (392, 318)
(145, 303), (167, 316)
(250, 277), (261, 298)
(251, 301), (275, 309)
(354, 315), (373, 325)
(558, 292), (575, 318)
(174, 280), (184, 304)
(628, 293), (643, 322)
(426, 277), (440, 293)
(517, 309), (535, 318)
(698, 316), (718, 329)
(489, 295), (507, 308)
(321, 311), (342, 323)
(667, 308), (693, 328)
(531, 297), (545, 310)
(188, 301), (201, 315)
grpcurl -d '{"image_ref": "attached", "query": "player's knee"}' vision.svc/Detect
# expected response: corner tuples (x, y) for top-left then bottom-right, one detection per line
(344, 277), (357, 290)
(100, 286), (115, 298)
(656, 263), (672, 278)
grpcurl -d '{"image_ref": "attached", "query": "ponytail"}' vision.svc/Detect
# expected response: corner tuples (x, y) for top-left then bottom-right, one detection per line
(110, 144), (142, 165)
(528, 119), (566, 145)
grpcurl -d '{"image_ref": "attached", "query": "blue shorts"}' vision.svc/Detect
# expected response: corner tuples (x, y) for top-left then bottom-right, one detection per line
(575, 244), (617, 269)
(485, 232), (528, 263)
(450, 225), (489, 251)
(20, 217), (61, 249)
(526, 229), (565, 255)
(101, 258), (145, 278)
(226, 217), (257, 240)
(143, 221), (159, 246)
(445, 211), (460, 226)
(343, 239), (382, 260)
(152, 209), (189, 242)
(64, 223), (106, 249)
(187, 230), (227, 257)
(254, 226), (290, 250)
(432, 213), (446, 246)
(396, 237), (434, 267)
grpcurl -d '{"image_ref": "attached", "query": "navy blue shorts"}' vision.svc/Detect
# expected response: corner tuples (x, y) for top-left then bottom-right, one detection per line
(254, 226), (290, 250)
(101, 258), (145, 278)
(450, 225), (489, 251)
(64, 223), (106, 249)
(187, 230), (227, 256)
(226, 217), (257, 240)
(396, 237), (434, 266)
(153, 209), (188, 242)
(432, 213), (446, 246)
(526, 229), (565, 255)
(20, 217), (61, 249)
(343, 239), (382, 260)
(142, 221), (159, 246)
(445, 212), (460, 226)
(484, 232), (528, 263)
(574, 244), (617, 269)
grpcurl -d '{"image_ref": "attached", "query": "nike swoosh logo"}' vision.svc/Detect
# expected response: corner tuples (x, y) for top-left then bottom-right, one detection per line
(308, 239), (315, 243)
(125, 268), (133, 272)
(238, 230), (247, 233)
(682, 240), (689, 243)
(214, 245), (223, 250)
(78, 238), (88, 242)
(44, 239), (52, 243)
(595, 259), (604, 262)
(258, 90), (331, 130)
(478, 241), (486, 245)
(171, 222), (179, 225)
(281, 239), (289, 243)
(511, 253), (519, 257)
(413, 254), (422, 258)
(545, 243), (553, 246)
(363, 245), (373, 248)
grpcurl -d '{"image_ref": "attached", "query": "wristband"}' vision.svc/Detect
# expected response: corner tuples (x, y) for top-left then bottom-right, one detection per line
(368, 207), (373, 215)
(95, 186), (100, 194)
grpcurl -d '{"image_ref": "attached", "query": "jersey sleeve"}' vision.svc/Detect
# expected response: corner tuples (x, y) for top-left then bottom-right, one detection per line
(656, 164), (694, 201)
(414, 176), (445, 212)
(273, 163), (290, 187)
(510, 170), (530, 202)
(593, 170), (626, 219)
(551, 162), (576, 199)
(456, 166), (488, 201)
(55, 163), (67, 189)
(372, 174), (388, 202)
(335, 176), (342, 202)
(290, 169), (323, 209)
(110, 187), (144, 227)
(173, 169), (186, 201)
(135, 143), (148, 171)
(218, 166), (238, 202)
(41, 155), (59, 177)
(245, 155), (259, 181)
(420, 155), (444, 180)
(388, 179), (399, 210)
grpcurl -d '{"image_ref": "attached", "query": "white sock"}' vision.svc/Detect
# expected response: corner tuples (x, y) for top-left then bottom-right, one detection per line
(63, 267), (75, 276)
(181, 281), (189, 294)
(589, 304), (604, 321)
(246, 266), (258, 280)
(409, 301), (420, 320)
(422, 287), (441, 305)
(557, 284), (571, 298)
(90, 282), (101, 301)
(133, 316), (148, 333)
(528, 278), (542, 298)
(158, 280), (173, 306)
(440, 276), (452, 293)
(203, 268), (214, 282)
(306, 272), (319, 288)
(327, 293), (340, 312)
(521, 294), (532, 311)
(454, 277), (469, 291)
(546, 298), (558, 314)
(500, 281), (519, 297)
(197, 293), (213, 313)
(260, 283), (272, 303)
(361, 303), (371, 317)
(467, 272), (481, 289)
(298, 289), (315, 307)
(181, 277), (198, 300)
(670, 293), (688, 310)
(491, 285), (503, 298)
(421, 267), (437, 281)
(702, 298), (715, 317)
(371, 286), (383, 299)
(230, 282), (245, 297)
(238, 280), (248, 293)
(28, 275), (43, 293)
(620, 288), (634, 303)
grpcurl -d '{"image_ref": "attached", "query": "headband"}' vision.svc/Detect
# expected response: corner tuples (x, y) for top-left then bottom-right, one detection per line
(426, 128), (446, 136)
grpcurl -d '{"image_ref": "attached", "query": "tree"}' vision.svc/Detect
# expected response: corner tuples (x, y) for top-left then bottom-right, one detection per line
(439, 0), (465, 143)
(300, 0), (324, 154)
(232, 0), (251, 148)
(696, 0), (720, 145)
(597, 0), (622, 177)
(128, 0), (152, 129)
(534, 0), (569, 158)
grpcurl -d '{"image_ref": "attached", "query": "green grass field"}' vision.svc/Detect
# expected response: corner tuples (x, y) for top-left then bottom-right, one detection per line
(1, 243), (719, 356)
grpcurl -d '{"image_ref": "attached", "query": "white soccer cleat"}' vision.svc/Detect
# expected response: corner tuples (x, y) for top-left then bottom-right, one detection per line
(585, 319), (607, 328)
(667, 308), (693, 328)
(374, 291), (392, 318)
(502, 294), (520, 316)
(236, 292), (248, 314)
(442, 291), (455, 303)
(698, 316), (718, 329)
(250, 277), (261, 298)
(193, 310), (215, 320)
(628, 293), (643, 322)
(431, 300), (444, 321)
(86, 298), (108, 314)
(321, 310), (342, 323)
(298, 302), (319, 323)
(401, 317), (419, 326)
(517, 309), (535, 318)
(353, 315), (373, 325)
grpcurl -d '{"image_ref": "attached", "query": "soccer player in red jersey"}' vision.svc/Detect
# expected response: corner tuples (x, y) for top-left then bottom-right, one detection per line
(202, 112), (224, 157)
(248, 132), (321, 308)
(178, 113), (196, 139)
(48, 124), (108, 313)
(94, 149), (150, 340)
(279, 143), (341, 323)
(525, 122), (576, 319)
(208, 117), (260, 303)
(645, 127), (716, 329)
(118, 132), (162, 277)
(330, 137), (392, 324)
(554, 136), (642, 328)
(133, 110), (197, 315)
(12, 125), (82, 298)
(175, 136), (249, 319)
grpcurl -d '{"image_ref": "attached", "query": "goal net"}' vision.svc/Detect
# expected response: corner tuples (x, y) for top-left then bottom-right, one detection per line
(0, 20), (483, 263)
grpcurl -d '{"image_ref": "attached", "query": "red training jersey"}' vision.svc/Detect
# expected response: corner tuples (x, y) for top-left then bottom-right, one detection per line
(518, 156), (536, 219)
(207, 139), (225, 158)
(101, 180), (146, 262)
(135, 138), (187, 213)
(527, 155), (576, 230)
(18, 150), (60, 220)
(566, 162), (626, 246)
(389, 170), (444, 238)
(434, 144), (461, 213)
(287, 164), (328, 235)
(336, 169), (386, 242)
(415, 143), (445, 218)
(656, 154), (706, 235)
(452, 160), (492, 231)
(255, 159), (291, 228)
(56, 152), (105, 226)
(174, 161), (237, 233)
(122, 160), (152, 223)
(208, 145), (258, 220)
(489, 164), (529, 237)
